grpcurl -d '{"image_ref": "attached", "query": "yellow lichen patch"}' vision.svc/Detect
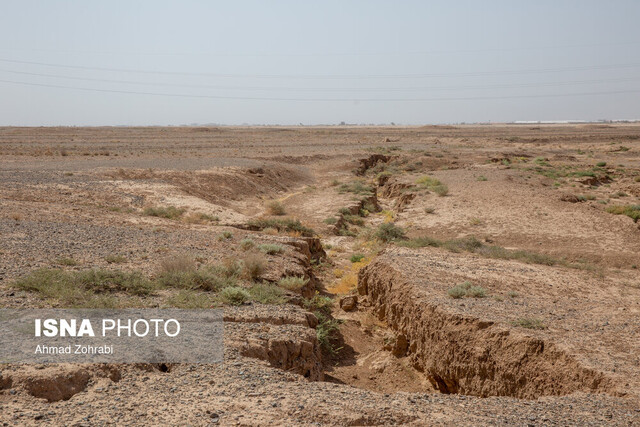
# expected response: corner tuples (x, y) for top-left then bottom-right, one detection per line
(327, 257), (372, 295)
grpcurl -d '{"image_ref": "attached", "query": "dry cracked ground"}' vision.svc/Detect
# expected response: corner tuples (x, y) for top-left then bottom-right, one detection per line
(1, 125), (639, 426)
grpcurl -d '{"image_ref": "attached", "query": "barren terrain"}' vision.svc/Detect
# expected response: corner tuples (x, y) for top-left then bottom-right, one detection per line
(1, 124), (639, 426)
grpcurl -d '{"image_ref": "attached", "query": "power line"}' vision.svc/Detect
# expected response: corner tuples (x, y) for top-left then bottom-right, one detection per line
(1, 78), (638, 102)
(0, 68), (638, 92)
(1, 57), (640, 79)
(0, 41), (638, 57)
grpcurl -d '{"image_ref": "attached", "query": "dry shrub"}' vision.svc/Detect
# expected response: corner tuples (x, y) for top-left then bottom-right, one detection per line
(159, 255), (196, 274)
(242, 253), (267, 281)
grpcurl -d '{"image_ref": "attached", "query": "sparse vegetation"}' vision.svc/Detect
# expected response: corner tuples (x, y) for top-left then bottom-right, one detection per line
(337, 181), (375, 196)
(477, 175), (488, 181)
(416, 175), (448, 196)
(596, 161), (607, 167)
(54, 257), (79, 266)
(350, 253), (365, 263)
(218, 230), (233, 240)
(239, 238), (256, 250)
(258, 243), (284, 255)
(13, 268), (156, 307)
(375, 223), (406, 242)
(219, 286), (250, 305)
(184, 212), (219, 224)
(105, 254), (126, 264)
(606, 205), (640, 222)
(242, 253), (267, 280)
(165, 290), (214, 308)
(323, 217), (338, 225)
(266, 200), (286, 216)
(511, 318), (546, 330)
(248, 283), (285, 304)
(398, 235), (589, 269)
(277, 276), (309, 291)
(143, 206), (185, 220)
(247, 218), (315, 237)
(447, 281), (487, 299)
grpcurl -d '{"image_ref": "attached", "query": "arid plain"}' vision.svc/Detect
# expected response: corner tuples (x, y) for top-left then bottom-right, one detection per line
(1, 124), (639, 426)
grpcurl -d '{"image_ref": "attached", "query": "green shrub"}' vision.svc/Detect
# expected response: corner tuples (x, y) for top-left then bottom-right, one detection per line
(606, 205), (640, 222)
(247, 218), (315, 237)
(277, 276), (309, 291)
(166, 290), (214, 308)
(416, 175), (448, 196)
(323, 217), (338, 225)
(447, 281), (486, 299)
(220, 286), (250, 305)
(258, 244), (284, 255)
(596, 161), (607, 167)
(343, 215), (364, 226)
(511, 318), (545, 330)
(143, 206), (185, 219)
(239, 238), (255, 250)
(375, 223), (406, 242)
(477, 176), (488, 181)
(350, 253), (365, 263)
(248, 283), (285, 304)
(337, 181), (374, 196)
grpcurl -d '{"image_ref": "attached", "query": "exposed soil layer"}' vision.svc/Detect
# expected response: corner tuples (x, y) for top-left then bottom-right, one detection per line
(357, 247), (640, 399)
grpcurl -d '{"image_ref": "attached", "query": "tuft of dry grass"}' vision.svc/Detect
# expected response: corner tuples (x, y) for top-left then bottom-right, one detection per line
(266, 200), (286, 216)
(242, 253), (267, 281)
(159, 255), (196, 274)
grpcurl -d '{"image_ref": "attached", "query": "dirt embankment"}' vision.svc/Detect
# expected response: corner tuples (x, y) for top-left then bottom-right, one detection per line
(357, 259), (618, 399)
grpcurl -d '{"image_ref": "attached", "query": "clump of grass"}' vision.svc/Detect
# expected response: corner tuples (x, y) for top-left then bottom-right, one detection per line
(635, 176), (640, 183)
(507, 291), (519, 298)
(258, 243), (284, 255)
(184, 212), (219, 224)
(511, 318), (545, 330)
(315, 312), (341, 354)
(13, 268), (157, 307)
(596, 161), (607, 167)
(343, 215), (364, 226)
(10, 213), (22, 221)
(477, 176), (488, 181)
(350, 253), (365, 263)
(248, 283), (285, 304)
(157, 265), (237, 291)
(105, 255), (126, 264)
(324, 217), (338, 225)
(165, 290), (214, 308)
(239, 238), (255, 250)
(218, 230), (233, 240)
(266, 200), (286, 216)
(398, 235), (568, 267)
(303, 293), (333, 314)
(247, 218), (315, 237)
(143, 206), (185, 220)
(219, 286), (250, 305)
(416, 175), (449, 196)
(159, 255), (196, 274)
(277, 276), (309, 291)
(375, 223), (406, 242)
(242, 253), (267, 280)
(424, 207), (436, 214)
(606, 205), (640, 222)
(447, 281), (487, 299)
(337, 181), (375, 196)
(54, 257), (79, 266)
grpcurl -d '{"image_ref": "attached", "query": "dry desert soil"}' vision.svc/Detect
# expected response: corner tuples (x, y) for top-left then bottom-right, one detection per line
(1, 124), (639, 426)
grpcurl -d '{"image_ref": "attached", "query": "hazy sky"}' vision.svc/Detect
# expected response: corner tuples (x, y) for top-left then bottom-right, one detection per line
(0, 0), (639, 125)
